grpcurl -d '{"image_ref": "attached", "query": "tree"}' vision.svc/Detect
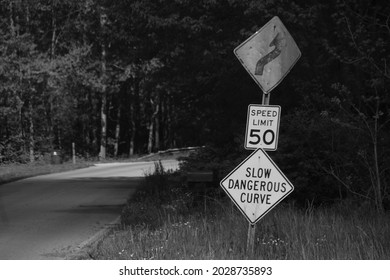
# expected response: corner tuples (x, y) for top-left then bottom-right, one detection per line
(319, 0), (390, 212)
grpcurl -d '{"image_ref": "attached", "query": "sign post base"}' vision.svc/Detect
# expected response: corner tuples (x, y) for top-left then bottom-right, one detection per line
(246, 223), (256, 259)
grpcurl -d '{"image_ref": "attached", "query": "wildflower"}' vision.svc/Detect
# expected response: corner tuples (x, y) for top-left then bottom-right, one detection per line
(315, 234), (327, 246)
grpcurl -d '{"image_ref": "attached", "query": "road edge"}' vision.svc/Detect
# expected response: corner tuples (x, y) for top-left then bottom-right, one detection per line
(66, 216), (121, 260)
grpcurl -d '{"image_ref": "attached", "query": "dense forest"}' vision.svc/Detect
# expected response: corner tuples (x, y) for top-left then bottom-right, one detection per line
(0, 0), (389, 210)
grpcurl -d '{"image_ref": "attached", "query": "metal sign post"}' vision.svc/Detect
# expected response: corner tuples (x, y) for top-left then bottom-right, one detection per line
(247, 223), (256, 258)
(247, 91), (269, 257)
(262, 92), (271, 106)
(228, 16), (301, 259)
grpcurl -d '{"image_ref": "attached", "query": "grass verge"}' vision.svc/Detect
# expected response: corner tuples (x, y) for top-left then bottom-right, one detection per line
(0, 161), (92, 185)
(89, 162), (390, 260)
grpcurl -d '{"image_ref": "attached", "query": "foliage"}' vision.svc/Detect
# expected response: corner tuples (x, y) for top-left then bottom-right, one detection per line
(92, 168), (390, 260)
(0, 0), (389, 208)
(120, 160), (187, 229)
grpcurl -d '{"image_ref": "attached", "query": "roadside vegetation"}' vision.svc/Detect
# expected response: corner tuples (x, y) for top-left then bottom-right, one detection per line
(0, 160), (91, 185)
(1, 0), (388, 259)
(0, 147), (196, 186)
(89, 161), (390, 260)
(1, 1), (389, 213)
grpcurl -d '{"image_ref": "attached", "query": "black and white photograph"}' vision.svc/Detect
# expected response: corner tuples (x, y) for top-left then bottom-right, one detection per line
(0, 0), (389, 278)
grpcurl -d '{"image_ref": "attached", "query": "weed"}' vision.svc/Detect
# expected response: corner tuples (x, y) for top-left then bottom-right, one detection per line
(92, 163), (390, 260)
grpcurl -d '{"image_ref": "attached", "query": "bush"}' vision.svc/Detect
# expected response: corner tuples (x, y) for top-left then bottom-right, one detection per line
(120, 161), (193, 229)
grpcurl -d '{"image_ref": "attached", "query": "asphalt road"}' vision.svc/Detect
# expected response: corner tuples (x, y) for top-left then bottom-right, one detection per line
(0, 160), (179, 260)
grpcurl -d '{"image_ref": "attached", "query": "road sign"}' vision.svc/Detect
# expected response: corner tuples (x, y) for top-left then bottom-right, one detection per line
(220, 148), (294, 224)
(245, 104), (281, 151)
(234, 16), (301, 93)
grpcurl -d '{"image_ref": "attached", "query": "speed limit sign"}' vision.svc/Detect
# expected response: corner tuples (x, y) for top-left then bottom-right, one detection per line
(245, 104), (281, 151)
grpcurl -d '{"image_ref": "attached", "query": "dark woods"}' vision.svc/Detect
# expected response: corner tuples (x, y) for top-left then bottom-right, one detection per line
(0, 0), (389, 211)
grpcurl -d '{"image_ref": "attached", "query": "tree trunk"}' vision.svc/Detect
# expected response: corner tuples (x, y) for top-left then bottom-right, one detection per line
(114, 106), (121, 157)
(166, 98), (175, 148)
(147, 98), (159, 154)
(99, 7), (107, 161)
(155, 113), (160, 152)
(43, 2), (56, 152)
(28, 101), (34, 163)
(164, 97), (170, 149)
(44, 98), (54, 152)
(129, 77), (140, 156)
(154, 94), (162, 151)
(373, 97), (384, 213)
(86, 91), (96, 154)
(19, 94), (25, 155)
(57, 125), (62, 150)
(147, 120), (154, 154)
(50, 3), (56, 59)
(129, 100), (135, 156)
(99, 91), (107, 160)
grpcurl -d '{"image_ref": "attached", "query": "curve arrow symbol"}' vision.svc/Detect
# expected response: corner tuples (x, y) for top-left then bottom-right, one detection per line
(255, 32), (286, 76)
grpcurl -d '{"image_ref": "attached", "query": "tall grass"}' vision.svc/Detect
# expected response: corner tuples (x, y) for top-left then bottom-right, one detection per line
(0, 161), (91, 185)
(90, 163), (390, 260)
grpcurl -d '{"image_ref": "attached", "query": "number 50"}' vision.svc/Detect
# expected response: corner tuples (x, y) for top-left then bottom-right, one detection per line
(248, 129), (275, 145)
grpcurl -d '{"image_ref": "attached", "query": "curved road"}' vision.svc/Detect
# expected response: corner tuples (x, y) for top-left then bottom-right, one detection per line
(0, 160), (179, 260)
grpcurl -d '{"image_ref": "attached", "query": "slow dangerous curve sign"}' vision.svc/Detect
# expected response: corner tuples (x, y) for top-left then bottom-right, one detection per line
(245, 104), (281, 151)
(220, 148), (294, 224)
(234, 16), (301, 93)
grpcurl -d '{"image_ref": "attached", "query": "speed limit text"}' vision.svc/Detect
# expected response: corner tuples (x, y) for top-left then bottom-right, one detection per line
(245, 105), (281, 151)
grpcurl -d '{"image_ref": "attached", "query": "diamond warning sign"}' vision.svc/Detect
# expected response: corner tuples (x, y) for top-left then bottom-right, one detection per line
(234, 16), (301, 93)
(220, 148), (294, 224)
